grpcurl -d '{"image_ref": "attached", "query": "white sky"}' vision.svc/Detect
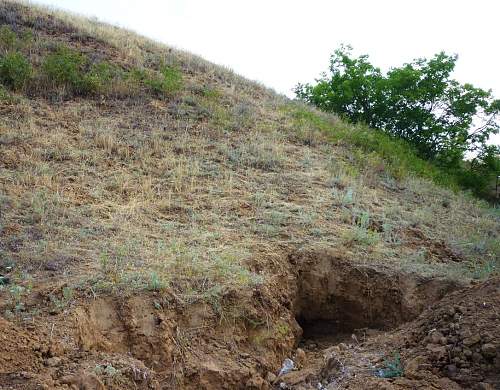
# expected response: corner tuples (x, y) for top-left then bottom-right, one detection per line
(32, 0), (500, 145)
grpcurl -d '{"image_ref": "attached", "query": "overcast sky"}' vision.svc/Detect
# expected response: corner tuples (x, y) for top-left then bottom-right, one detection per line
(32, 0), (500, 144)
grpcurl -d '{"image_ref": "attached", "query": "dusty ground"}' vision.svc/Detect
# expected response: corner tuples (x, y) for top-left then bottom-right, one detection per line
(0, 1), (499, 389)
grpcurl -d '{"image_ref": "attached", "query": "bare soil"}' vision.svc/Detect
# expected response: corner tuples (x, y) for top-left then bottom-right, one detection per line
(2, 250), (498, 389)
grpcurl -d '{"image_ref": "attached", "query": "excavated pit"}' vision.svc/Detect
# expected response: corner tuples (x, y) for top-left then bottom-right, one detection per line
(290, 250), (460, 346)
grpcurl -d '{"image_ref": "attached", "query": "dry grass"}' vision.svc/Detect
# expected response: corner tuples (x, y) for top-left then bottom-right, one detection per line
(1, 0), (499, 313)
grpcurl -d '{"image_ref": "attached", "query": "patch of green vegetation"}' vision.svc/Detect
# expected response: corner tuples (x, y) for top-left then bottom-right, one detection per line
(85, 61), (124, 94)
(200, 85), (221, 99)
(41, 46), (108, 95)
(0, 25), (17, 52)
(376, 352), (404, 378)
(343, 210), (380, 246)
(0, 26), (183, 100)
(0, 51), (32, 90)
(42, 47), (83, 85)
(131, 64), (183, 97)
(296, 46), (500, 201)
(148, 271), (168, 291)
(287, 104), (460, 190)
(332, 186), (356, 207)
(471, 259), (498, 280)
(49, 286), (74, 312)
(1, 279), (33, 317)
(0, 84), (17, 103)
(91, 239), (262, 303)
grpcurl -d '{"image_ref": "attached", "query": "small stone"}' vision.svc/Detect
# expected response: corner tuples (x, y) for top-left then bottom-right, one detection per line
(446, 364), (457, 374)
(472, 352), (483, 363)
(430, 331), (444, 344)
(481, 343), (497, 358)
(426, 344), (447, 361)
(44, 262), (58, 271)
(245, 375), (265, 388)
(463, 334), (481, 346)
(404, 356), (427, 379)
(323, 345), (340, 357)
(463, 348), (472, 358)
(338, 343), (348, 351)
(295, 348), (306, 366)
(60, 373), (105, 390)
(266, 372), (277, 383)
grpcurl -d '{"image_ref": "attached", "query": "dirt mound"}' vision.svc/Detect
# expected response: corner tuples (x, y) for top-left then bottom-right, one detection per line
(397, 278), (500, 389)
(0, 318), (54, 389)
(0, 318), (45, 373)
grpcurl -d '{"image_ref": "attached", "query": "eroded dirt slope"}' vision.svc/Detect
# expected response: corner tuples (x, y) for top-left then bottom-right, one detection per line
(3, 250), (498, 390)
(280, 275), (500, 390)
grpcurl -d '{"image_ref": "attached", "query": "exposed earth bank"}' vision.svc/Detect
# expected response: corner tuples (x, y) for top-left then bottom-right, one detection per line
(1, 249), (498, 389)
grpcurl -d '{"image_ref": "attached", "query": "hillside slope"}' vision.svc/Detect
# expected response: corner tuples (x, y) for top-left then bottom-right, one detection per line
(0, 1), (499, 389)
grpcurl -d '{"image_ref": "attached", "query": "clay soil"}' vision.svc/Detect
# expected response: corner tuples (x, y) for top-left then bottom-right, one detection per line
(1, 249), (498, 390)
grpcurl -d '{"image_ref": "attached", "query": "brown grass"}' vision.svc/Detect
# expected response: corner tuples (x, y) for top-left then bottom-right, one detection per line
(0, 0), (498, 310)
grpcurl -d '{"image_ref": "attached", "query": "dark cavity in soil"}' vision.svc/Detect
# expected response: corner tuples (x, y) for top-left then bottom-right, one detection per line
(290, 250), (460, 346)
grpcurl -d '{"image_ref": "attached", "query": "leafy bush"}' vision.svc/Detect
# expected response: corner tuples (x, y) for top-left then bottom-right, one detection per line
(296, 46), (499, 164)
(0, 26), (33, 52)
(0, 26), (183, 100)
(0, 51), (32, 90)
(41, 47), (91, 95)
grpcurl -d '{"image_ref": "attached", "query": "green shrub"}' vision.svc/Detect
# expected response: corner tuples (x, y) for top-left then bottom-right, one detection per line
(295, 46), (500, 200)
(0, 51), (32, 90)
(41, 47), (90, 95)
(83, 61), (123, 94)
(159, 65), (183, 95)
(0, 26), (17, 52)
